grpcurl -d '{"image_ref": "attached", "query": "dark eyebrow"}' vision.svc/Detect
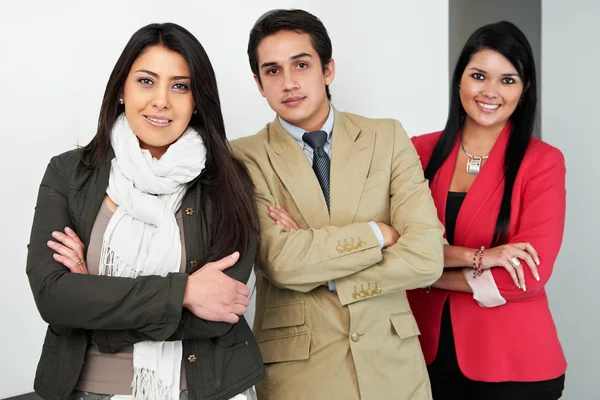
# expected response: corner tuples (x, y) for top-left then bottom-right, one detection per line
(135, 69), (158, 77)
(260, 53), (313, 69)
(260, 62), (278, 69)
(469, 67), (519, 77)
(291, 53), (312, 60)
(134, 69), (190, 80)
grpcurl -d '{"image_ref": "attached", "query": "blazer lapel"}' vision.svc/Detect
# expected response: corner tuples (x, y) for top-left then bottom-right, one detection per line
(329, 109), (374, 227)
(430, 139), (459, 230)
(71, 149), (113, 247)
(265, 117), (330, 228)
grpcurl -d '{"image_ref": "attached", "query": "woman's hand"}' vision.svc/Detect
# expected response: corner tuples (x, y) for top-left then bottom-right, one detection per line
(482, 242), (540, 291)
(47, 227), (88, 274)
(268, 205), (299, 231)
(183, 252), (251, 324)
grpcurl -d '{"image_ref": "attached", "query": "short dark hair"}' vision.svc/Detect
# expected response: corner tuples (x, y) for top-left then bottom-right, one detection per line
(425, 21), (538, 246)
(248, 9), (333, 100)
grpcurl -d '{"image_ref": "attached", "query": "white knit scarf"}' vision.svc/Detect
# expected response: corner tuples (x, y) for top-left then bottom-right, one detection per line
(99, 114), (206, 400)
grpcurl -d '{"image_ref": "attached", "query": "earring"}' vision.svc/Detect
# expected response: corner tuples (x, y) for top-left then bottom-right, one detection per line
(118, 97), (124, 104)
(193, 109), (197, 114)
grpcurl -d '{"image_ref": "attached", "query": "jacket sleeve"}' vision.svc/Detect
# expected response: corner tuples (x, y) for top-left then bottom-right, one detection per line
(93, 227), (259, 352)
(26, 156), (187, 340)
(490, 146), (567, 301)
(92, 171), (260, 352)
(334, 121), (445, 305)
(230, 142), (384, 293)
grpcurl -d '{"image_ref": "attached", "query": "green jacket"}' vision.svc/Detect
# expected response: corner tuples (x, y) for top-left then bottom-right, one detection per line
(26, 148), (265, 400)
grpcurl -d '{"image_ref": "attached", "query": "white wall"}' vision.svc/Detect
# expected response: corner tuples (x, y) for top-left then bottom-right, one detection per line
(0, 0), (448, 396)
(542, 1), (600, 399)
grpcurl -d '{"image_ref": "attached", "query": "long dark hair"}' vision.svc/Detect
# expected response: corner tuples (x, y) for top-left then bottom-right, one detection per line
(248, 9), (333, 100)
(84, 23), (257, 260)
(424, 21), (537, 247)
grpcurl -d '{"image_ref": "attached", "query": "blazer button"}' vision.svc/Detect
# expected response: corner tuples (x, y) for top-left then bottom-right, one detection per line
(352, 292), (360, 300)
(350, 332), (360, 342)
(187, 354), (197, 363)
(185, 207), (194, 216)
(336, 245), (345, 254)
(189, 259), (198, 268)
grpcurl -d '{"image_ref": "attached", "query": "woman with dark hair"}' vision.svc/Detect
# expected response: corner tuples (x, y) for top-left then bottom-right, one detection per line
(26, 23), (263, 400)
(408, 21), (566, 399)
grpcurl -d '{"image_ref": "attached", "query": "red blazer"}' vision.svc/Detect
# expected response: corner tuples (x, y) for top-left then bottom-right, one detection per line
(408, 125), (567, 382)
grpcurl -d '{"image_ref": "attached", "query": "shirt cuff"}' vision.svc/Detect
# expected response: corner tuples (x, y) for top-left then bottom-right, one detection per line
(328, 280), (337, 291)
(368, 221), (385, 249)
(462, 268), (507, 308)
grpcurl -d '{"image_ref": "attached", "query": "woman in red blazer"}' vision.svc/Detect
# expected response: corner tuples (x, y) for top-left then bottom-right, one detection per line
(408, 22), (566, 399)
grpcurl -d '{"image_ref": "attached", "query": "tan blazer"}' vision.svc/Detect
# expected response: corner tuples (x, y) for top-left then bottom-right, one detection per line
(231, 108), (444, 400)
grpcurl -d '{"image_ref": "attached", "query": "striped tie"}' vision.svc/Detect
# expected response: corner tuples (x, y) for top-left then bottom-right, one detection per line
(302, 130), (330, 211)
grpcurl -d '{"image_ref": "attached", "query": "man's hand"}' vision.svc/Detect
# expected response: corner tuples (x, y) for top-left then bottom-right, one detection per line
(268, 205), (300, 231)
(376, 222), (400, 248)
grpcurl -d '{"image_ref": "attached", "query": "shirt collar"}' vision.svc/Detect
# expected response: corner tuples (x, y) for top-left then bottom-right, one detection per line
(278, 104), (334, 146)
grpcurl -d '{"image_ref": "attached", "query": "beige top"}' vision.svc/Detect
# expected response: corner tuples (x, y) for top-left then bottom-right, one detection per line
(75, 200), (187, 394)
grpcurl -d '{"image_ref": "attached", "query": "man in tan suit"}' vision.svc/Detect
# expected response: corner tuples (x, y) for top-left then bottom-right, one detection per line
(231, 9), (444, 400)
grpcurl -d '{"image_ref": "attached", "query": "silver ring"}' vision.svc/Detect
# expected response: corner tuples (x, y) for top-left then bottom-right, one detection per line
(509, 257), (521, 267)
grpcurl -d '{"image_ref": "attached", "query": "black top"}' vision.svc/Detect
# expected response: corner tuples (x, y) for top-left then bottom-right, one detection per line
(445, 192), (466, 246)
(432, 191), (466, 372)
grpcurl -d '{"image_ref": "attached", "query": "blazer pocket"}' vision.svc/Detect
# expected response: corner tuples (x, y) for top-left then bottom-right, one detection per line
(44, 325), (66, 350)
(362, 170), (387, 193)
(258, 302), (309, 363)
(390, 311), (421, 339)
(261, 301), (305, 330)
(258, 331), (311, 363)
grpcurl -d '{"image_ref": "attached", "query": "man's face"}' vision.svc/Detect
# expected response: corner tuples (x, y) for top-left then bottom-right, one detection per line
(254, 30), (334, 132)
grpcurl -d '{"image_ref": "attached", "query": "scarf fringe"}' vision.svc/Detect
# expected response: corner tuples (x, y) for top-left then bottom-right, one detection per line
(132, 367), (174, 400)
(98, 242), (138, 277)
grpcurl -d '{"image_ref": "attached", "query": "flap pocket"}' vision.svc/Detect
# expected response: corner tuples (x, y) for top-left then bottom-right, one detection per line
(43, 326), (66, 350)
(258, 331), (311, 363)
(390, 312), (421, 339)
(262, 302), (305, 330)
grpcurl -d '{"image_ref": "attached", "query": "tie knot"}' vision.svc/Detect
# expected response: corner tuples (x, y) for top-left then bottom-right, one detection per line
(302, 130), (327, 149)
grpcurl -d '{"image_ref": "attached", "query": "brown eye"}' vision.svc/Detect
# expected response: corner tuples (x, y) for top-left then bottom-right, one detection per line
(472, 73), (484, 80)
(138, 78), (153, 86)
(502, 77), (516, 84)
(173, 83), (189, 92)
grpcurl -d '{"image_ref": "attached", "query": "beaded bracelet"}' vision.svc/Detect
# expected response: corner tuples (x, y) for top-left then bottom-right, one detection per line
(476, 246), (485, 277)
(472, 246), (485, 278)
